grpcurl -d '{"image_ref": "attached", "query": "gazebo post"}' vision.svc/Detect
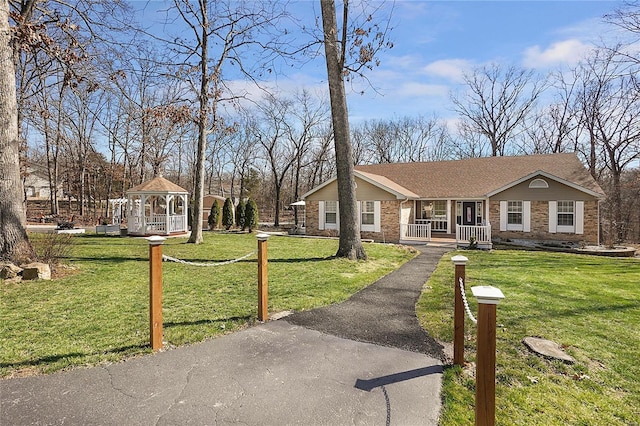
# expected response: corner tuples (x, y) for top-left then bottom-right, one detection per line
(165, 195), (170, 235)
(126, 195), (132, 234)
(141, 194), (147, 234)
(183, 194), (188, 233)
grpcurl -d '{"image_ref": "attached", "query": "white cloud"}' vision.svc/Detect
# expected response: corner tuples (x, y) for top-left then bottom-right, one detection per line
(422, 59), (473, 82)
(387, 54), (425, 70)
(225, 73), (327, 101)
(394, 0), (430, 18)
(523, 39), (593, 69)
(395, 82), (449, 98)
(554, 16), (614, 45)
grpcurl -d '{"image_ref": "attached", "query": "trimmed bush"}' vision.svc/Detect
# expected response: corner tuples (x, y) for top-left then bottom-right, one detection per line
(222, 198), (234, 230)
(235, 199), (246, 230)
(208, 199), (221, 230)
(245, 198), (259, 232)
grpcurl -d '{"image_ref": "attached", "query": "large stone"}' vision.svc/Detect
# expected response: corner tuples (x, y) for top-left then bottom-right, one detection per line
(523, 337), (575, 364)
(21, 262), (52, 281)
(0, 262), (23, 280)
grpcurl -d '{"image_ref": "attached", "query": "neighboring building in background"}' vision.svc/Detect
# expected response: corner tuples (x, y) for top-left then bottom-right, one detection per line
(202, 194), (227, 229)
(302, 153), (605, 247)
(23, 167), (63, 200)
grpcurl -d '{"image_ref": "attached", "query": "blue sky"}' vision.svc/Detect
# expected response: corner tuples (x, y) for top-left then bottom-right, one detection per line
(135, 1), (625, 124)
(324, 1), (623, 123)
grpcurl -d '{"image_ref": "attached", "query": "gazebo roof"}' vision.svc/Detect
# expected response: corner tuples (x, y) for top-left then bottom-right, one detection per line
(127, 176), (188, 194)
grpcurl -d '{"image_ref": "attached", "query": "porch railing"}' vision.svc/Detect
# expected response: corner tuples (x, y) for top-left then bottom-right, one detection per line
(416, 218), (447, 232)
(431, 219), (448, 232)
(401, 223), (432, 241)
(456, 225), (492, 245)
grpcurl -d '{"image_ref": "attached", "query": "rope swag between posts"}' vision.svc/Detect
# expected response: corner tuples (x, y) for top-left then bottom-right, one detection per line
(162, 251), (256, 267)
(459, 277), (478, 324)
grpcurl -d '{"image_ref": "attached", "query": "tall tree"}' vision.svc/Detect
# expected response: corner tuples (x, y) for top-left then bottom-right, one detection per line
(225, 114), (258, 201)
(319, 0), (392, 259)
(320, 0), (364, 259)
(605, 2), (640, 65)
(7, 0), (134, 229)
(525, 70), (581, 155)
(354, 115), (451, 163)
(255, 94), (297, 227)
(451, 64), (545, 156)
(307, 124), (336, 188)
(575, 49), (640, 242)
(164, 0), (291, 244)
(0, 0), (33, 261)
(64, 72), (105, 216)
(288, 89), (329, 226)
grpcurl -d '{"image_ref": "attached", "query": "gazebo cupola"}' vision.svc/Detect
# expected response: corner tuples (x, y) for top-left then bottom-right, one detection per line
(126, 175), (189, 236)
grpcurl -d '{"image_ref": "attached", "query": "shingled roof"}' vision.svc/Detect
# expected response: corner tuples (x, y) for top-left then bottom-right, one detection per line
(356, 169), (420, 199)
(354, 153), (604, 199)
(127, 176), (188, 194)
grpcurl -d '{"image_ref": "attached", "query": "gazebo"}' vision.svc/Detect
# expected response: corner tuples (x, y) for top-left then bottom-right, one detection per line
(126, 175), (189, 236)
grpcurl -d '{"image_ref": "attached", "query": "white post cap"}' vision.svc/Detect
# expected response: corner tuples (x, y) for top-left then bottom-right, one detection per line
(451, 255), (468, 265)
(146, 235), (166, 245)
(471, 286), (505, 305)
(256, 233), (270, 241)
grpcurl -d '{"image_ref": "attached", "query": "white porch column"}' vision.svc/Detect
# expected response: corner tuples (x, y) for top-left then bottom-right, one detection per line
(485, 199), (490, 226)
(447, 199), (452, 234)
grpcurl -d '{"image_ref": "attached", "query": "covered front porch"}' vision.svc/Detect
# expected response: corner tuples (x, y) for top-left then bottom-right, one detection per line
(399, 198), (492, 248)
(399, 224), (492, 248)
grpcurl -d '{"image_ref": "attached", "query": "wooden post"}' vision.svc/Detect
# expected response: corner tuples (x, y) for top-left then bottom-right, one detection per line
(147, 236), (166, 351)
(451, 255), (468, 366)
(257, 233), (269, 322)
(471, 285), (505, 426)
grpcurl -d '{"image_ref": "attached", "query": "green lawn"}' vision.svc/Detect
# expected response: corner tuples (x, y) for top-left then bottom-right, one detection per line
(417, 250), (640, 426)
(0, 232), (415, 378)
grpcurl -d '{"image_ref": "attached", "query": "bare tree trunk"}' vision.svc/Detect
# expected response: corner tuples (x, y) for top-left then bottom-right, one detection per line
(187, 1), (209, 244)
(189, 113), (206, 243)
(0, 0), (34, 262)
(293, 163), (301, 226)
(320, 0), (366, 260)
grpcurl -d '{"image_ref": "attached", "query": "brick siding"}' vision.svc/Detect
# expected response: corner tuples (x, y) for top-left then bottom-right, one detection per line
(361, 200), (400, 243)
(489, 200), (599, 244)
(306, 200), (402, 242)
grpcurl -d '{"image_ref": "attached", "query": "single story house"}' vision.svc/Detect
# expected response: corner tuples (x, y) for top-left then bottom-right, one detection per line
(302, 153), (605, 247)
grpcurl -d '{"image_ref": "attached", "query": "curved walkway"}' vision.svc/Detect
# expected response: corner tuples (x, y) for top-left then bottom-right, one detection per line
(287, 245), (450, 359)
(1, 244), (452, 426)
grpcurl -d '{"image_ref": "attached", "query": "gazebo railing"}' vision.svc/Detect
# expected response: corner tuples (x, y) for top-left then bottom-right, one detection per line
(127, 212), (187, 235)
(169, 216), (185, 233)
(146, 214), (167, 233)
